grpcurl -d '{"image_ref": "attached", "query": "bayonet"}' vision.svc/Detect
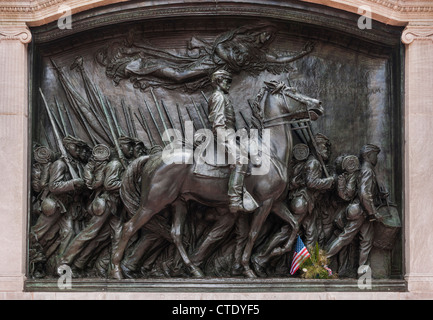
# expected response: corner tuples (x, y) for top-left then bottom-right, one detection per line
(134, 112), (153, 147)
(128, 106), (138, 138)
(55, 97), (68, 136)
(201, 91), (209, 104)
(239, 111), (250, 130)
(185, 106), (198, 131)
(144, 99), (165, 145)
(63, 101), (77, 136)
(97, 90), (127, 169)
(39, 88), (79, 179)
(161, 100), (175, 129)
(107, 99), (123, 138)
(50, 105), (65, 137)
(121, 100), (133, 137)
(191, 98), (207, 129)
(150, 88), (169, 136)
(176, 104), (185, 139)
(137, 107), (157, 147)
(161, 100), (182, 140)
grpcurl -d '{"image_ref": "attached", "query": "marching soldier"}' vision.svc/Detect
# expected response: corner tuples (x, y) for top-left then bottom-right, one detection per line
(44, 135), (89, 269)
(326, 144), (385, 272)
(29, 145), (56, 278)
(301, 133), (335, 249)
(251, 143), (310, 275)
(58, 137), (136, 275)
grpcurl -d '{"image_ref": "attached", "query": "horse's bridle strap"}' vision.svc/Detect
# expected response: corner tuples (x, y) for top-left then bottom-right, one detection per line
(263, 116), (310, 129)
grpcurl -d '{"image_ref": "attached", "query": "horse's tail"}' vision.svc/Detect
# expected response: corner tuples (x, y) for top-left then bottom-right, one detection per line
(120, 155), (150, 218)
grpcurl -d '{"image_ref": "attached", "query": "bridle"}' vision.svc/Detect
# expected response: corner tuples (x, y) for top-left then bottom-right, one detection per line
(261, 84), (311, 129)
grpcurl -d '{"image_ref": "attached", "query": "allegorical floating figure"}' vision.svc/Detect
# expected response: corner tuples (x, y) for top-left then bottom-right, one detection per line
(96, 22), (315, 91)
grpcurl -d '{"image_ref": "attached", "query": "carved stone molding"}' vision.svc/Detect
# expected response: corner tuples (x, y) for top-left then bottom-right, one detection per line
(0, 0), (433, 27)
(402, 25), (433, 44)
(0, 25), (32, 44)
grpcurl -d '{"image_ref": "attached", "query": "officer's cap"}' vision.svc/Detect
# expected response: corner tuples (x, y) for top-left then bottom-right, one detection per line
(211, 70), (232, 82)
(360, 144), (381, 156)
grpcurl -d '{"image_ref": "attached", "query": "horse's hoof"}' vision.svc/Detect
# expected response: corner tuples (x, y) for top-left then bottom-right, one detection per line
(251, 255), (267, 277)
(231, 263), (243, 276)
(243, 268), (257, 278)
(270, 247), (283, 258)
(109, 265), (124, 280)
(191, 266), (205, 278)
(121, 263), (136, 279)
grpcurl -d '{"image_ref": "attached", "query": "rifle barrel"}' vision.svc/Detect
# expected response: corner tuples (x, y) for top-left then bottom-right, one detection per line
(55, 97), (68, 136)
(191, 98), (206, 129)
(176, 104), (185, 139)
(97, 89), (127, 169)
(39, 88), (78, 179)
(144, 99), (165, 146)
(138, 107), (156, 147)
(150, 88), (169, 136)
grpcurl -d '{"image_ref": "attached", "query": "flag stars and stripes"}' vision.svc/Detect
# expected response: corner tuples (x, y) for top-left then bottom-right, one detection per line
(290, 235), (311, 275)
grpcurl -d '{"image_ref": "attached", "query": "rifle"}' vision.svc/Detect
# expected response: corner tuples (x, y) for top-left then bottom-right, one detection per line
(55, 97), (68, 136)
(134, 111), (154, 147)
(191, 98), (207, 129)
(97, 90), (127, 169)
(150, 88), (170, 137)
(176, 104), (186, 139)
(39, 88), (79, 179)
(144, 99), (165, 146)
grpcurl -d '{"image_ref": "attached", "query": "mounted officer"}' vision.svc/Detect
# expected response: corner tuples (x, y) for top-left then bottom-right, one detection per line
(207, 70), (249, 213)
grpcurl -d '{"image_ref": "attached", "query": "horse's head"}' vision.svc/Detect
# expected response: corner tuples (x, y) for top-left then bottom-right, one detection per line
(263, 80), (324, 122)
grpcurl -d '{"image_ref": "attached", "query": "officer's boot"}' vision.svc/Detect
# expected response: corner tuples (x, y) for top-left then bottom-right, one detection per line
(228, 164), (247, 213)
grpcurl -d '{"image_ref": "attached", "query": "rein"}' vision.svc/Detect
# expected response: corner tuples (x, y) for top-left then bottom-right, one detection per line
(263, 114), (310, 129)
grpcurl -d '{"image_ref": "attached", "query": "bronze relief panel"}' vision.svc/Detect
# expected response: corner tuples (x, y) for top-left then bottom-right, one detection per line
(28, 12), (403, 289)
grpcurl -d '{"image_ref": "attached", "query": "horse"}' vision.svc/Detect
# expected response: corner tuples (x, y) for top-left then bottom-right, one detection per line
(110, 80), (324, 279)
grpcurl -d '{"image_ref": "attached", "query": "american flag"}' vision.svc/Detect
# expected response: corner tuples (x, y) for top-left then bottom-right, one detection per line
(290, 235), (311, 275)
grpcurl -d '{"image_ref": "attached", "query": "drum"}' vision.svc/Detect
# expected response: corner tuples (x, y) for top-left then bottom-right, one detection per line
(373, 203), (401, 250)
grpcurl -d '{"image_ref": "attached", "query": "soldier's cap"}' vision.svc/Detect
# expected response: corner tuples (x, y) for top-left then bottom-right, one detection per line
(293, 143), (309, 161)
(212, 70), (232, 81)
(117, 136), (136, 145)
(34, 146), (53, 164)
(62, 135), (89, 148)
(92, 144), (110, 161)
(134, 139), (145, 147)
(314, 133), (330, 145)
(342, 155), (360, 173)
(360, 144), (381, 155)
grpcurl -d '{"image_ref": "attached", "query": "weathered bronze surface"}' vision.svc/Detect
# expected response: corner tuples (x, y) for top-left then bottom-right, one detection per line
(27, 2), (404, 290)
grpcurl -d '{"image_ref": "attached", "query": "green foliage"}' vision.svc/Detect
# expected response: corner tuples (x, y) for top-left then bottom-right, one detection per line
(300, 242), (337, 279)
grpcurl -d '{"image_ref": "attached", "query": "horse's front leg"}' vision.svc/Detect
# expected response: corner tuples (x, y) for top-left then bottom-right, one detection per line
(241, 199), (273, 278)
(171, 199), (204, 277)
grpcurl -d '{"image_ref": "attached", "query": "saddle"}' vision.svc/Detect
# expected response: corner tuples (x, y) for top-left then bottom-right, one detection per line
(191, 137), (259, 212)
